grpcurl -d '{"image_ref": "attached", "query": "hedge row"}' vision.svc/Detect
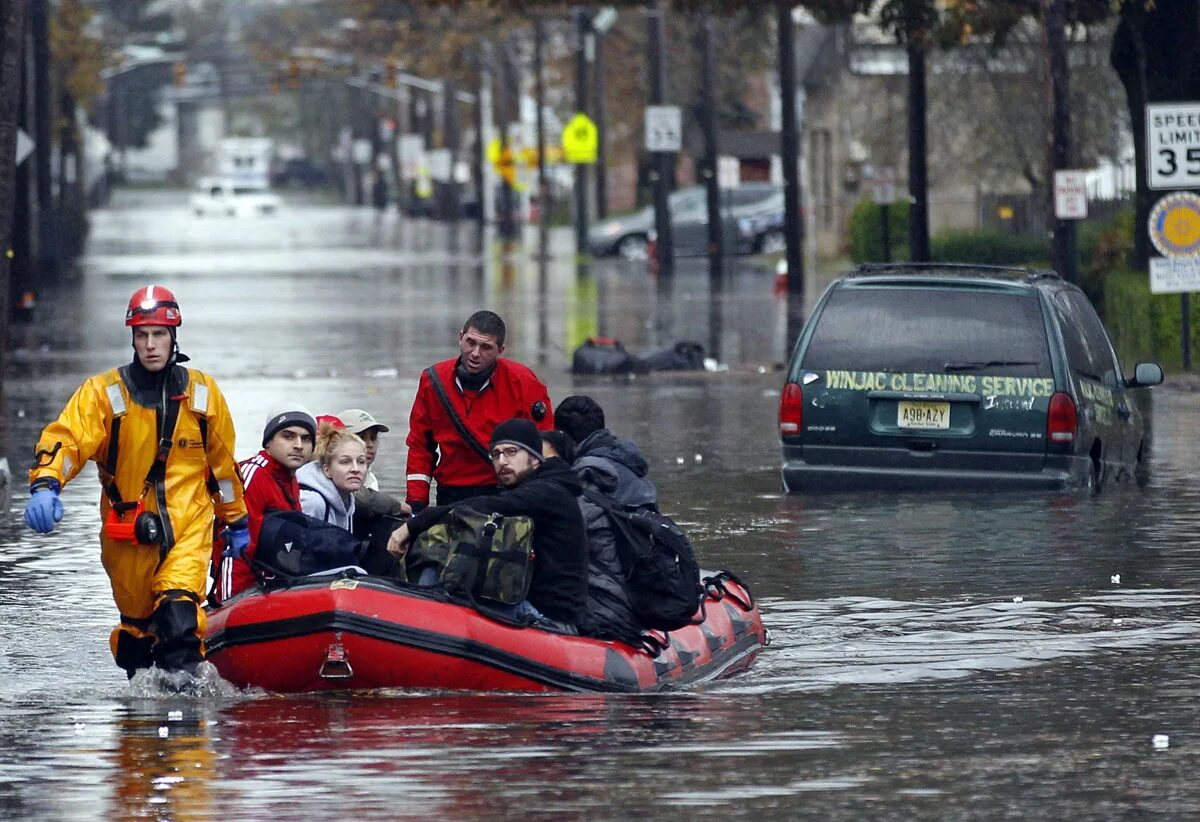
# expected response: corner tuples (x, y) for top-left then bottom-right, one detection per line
(1103, 268), (1199, 371)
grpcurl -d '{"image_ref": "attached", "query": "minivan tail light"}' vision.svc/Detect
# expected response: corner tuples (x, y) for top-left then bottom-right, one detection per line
(1047, 391), (1077, 444)
(779, 382), (803, 436)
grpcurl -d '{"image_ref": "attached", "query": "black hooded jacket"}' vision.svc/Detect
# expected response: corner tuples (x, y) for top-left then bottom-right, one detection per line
(406, 456), (587, 623)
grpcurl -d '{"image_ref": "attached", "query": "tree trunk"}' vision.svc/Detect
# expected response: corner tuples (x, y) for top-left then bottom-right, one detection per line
(1112, 0), (1200, 271)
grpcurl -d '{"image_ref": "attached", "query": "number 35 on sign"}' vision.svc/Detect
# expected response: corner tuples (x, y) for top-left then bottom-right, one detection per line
(1147, 103), (1200, 190)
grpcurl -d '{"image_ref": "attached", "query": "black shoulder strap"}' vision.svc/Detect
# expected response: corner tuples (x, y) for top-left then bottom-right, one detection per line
(425, 365), (493, 466)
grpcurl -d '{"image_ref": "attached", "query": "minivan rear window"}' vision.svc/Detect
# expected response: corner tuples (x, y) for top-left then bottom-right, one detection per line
(801, 286), (1052, 376)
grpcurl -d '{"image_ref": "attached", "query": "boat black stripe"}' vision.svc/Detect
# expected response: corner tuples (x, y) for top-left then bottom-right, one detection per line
(207, 609), (763, 693)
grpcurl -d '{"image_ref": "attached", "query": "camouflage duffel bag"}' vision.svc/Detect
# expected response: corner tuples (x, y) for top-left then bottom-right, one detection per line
(405, 506), (535, 605)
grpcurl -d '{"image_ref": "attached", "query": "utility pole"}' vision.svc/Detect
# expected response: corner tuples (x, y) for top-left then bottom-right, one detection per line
(699, 12), (723, 282)
(778, 0), (805, 344)
(1043, 0), (1078, 285)
(647, 0), (674, 276)
(0, 0), (28, 340)
(31, 0), (55, 281)
(906, 40), (930, 262)
(574, 9), (591, 259)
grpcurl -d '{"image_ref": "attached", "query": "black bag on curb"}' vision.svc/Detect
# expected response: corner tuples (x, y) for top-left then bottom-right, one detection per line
(638, 340), (706, 371)
(405, 506), (535, 606)
(580, 489), (703, 631)
(254, 511), (368, 581)
(571, 337), (647, 375)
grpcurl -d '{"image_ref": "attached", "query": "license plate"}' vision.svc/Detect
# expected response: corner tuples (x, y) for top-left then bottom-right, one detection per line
(898, 400), (950, 429)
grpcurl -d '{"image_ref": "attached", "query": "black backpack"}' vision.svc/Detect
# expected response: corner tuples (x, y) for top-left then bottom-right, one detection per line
(254, 510), (368, 581)
(580, 488), (703, 631)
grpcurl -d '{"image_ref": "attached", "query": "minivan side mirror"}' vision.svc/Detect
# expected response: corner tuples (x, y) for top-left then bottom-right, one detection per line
(1129, 362), (1164, 387)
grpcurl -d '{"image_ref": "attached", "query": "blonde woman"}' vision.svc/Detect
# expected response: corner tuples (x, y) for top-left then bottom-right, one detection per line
(297, 420), (368, 531)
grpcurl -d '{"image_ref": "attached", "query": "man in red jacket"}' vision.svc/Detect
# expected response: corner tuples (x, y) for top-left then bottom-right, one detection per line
(405, 310), (554, 512)
(211, 406), (316, 603)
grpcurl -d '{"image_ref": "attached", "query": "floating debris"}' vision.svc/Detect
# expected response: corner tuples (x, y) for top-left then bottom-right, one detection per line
(1012, 596), (1024, 603)
(1111, 574), (1121, 584)
(167, 710), (183, 721)
(1153, 734), (1169, 750)
(158, 726), (169, 739)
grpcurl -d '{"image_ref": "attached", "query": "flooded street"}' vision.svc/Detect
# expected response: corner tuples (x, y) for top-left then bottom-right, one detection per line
(3, 193), (1200, 818)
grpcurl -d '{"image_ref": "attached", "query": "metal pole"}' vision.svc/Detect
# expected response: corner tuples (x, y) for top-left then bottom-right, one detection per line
(594, 27), (608, 220)
(881, 203), (891, 262)
(699, 12), (723, 282)
(648, 0), (674, 276)
(778, 0), (805, 343)
(574, 10), (590, 259)
(534, 17), (549, 258)
(1184, 294), (1193, 370)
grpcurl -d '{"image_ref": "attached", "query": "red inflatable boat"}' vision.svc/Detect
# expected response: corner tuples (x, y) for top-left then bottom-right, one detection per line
(204, 571), (766, 693)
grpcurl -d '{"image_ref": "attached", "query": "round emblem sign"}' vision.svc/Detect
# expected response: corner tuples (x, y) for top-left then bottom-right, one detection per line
(1148, 192), (1200, 258)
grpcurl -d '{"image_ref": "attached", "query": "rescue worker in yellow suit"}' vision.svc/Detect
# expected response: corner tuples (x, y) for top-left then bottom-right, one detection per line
(23, 285), (248, 678)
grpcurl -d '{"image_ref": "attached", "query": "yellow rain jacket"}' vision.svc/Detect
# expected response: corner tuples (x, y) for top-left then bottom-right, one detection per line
(29, 364), (246, 663)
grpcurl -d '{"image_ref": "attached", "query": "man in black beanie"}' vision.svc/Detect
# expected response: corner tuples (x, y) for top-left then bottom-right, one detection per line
(388, 418), (587, 631)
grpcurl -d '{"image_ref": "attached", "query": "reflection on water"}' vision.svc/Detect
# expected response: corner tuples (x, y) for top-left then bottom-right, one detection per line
(2, 195), (1199, 817)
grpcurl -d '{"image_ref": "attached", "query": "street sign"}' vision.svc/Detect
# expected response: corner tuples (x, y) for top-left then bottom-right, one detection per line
(1148, 192), (1200, 257)
(1053, 169), (1088, 220)
(561, 113), (598, 164)
(15, 129), (33, 166)
(427, 149), (452, 182)
(717, 156), (740, 189)
(871, 166), (897, 205)
(1150, 257), (1200, 293)
(1146, 102), (1200, 190)
(644, 105), (682, 153)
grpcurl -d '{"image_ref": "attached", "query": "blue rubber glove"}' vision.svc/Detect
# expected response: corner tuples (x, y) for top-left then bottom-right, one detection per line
(24, 488), (64, 534)
(222, 526), (251, 560)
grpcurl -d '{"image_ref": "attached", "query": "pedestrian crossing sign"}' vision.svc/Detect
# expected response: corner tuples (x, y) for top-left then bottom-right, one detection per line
(561, 113), (598, 165)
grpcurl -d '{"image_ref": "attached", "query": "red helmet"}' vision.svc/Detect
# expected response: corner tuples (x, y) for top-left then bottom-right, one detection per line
(126, 285), (181, 327)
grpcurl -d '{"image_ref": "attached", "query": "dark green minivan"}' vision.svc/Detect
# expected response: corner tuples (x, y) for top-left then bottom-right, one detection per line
(779, 265), (1164, 492)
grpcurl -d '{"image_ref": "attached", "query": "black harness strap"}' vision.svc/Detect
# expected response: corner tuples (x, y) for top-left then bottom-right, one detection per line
(425, 365), (493, 468)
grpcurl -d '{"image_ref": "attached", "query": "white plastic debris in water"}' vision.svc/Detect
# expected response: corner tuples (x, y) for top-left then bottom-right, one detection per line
(167, 710), (183, 721)
(757, 366), (768, 374)
(1113, 618), (1123, 625)
(1153, 734), (1170, 750)
(73, 723), (86, 733)
(694, 454), (703, 463)
(675, 457), (685, 465)
(1012, 596), (1024, 603)
(158, 726), (169, 738)
(1111, 574), (1121, 584)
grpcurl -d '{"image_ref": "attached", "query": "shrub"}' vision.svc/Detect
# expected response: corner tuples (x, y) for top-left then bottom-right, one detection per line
(1104, 267), (1200, 371)
(930, 229), (1049, 266)
(849, 199), (909, 263)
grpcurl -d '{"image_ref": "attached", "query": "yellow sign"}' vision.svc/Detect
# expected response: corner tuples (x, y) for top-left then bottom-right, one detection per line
(561, 113), (598, 165)
(997, 205), (1014, 220)
(1149, 192), (1200, 258)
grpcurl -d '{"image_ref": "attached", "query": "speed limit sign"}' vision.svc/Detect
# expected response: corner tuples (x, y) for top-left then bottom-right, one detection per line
(1147, 103), (1200, 190)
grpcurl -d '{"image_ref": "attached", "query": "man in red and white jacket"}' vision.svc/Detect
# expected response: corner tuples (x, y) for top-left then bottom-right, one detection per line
(405, 310), (554, 511)
(211, 406), (316, 603)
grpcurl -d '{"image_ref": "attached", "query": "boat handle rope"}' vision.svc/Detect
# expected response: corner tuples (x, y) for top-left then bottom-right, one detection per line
(703, 569), (754, 612)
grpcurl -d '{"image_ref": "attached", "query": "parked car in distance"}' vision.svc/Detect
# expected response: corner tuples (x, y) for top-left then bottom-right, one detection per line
(779, 263), (1164, 493)
(190, 177), (282, 217)
(588, 183), (780, 259)
(269, 157), (332, 188)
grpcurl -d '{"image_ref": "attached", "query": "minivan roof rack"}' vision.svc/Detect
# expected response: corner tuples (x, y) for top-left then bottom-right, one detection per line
(848, 263), (1061, 283)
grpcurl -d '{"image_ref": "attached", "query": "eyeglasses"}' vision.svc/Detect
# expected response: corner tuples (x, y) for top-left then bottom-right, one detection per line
(489, 445), (523, 462)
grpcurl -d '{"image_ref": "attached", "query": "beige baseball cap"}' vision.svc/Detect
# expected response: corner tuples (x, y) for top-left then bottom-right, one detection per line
(337, 408), (390, 435)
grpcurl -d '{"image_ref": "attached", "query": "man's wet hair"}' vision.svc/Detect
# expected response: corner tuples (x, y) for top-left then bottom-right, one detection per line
(540, 429), (577, 464)
(554, 395), (606, 445)
(462, 310), (506, 347)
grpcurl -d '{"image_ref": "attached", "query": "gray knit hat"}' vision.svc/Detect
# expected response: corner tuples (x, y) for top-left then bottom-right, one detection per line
(263, 405), (317, 447)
